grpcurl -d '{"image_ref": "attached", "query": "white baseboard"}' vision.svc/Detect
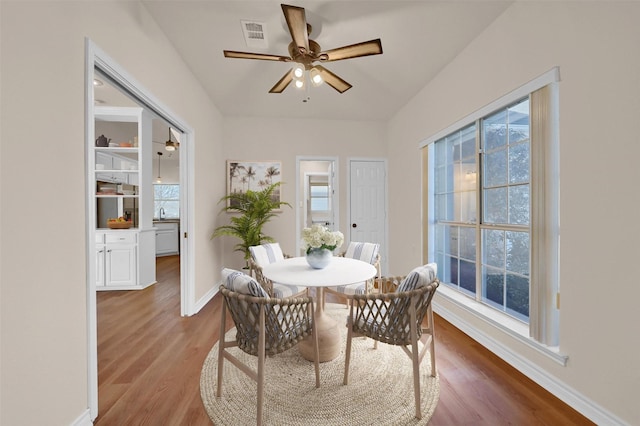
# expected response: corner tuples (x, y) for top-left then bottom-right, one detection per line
(191, 283), (219, 315)
(70, 409), (93, 426)
(433, 301), (629, 426)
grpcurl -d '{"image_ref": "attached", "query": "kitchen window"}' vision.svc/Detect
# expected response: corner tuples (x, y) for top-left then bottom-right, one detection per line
(154, 184), (180, 220)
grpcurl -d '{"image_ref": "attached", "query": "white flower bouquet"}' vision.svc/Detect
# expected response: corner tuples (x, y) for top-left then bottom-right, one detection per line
(302, 224), (344, 255)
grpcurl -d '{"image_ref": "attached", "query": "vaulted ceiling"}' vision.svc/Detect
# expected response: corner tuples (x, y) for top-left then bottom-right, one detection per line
(136, 1), (512, 122)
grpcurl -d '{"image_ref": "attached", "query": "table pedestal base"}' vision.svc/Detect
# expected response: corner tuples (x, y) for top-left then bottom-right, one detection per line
(298, 289), (342, 362)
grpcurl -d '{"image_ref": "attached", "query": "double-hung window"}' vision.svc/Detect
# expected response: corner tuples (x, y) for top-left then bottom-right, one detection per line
(435, 99), (530, 320)
(423, 68), (560, 349)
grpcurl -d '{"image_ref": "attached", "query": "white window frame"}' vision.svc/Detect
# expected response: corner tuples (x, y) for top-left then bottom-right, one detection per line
(154, 183), (180, 220)
(420, 67), (566, 364)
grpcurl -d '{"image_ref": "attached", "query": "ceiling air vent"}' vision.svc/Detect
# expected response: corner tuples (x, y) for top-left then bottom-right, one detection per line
(241, 20), (268, 49)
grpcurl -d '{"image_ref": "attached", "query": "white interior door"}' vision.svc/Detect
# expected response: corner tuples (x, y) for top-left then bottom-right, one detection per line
(349, 159), (387, 274)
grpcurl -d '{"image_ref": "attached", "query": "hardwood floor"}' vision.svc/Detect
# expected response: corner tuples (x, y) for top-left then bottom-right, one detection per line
(95, 255), (593, 425)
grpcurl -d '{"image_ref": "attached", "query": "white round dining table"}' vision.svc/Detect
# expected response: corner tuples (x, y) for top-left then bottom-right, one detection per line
(262, 256), (377, 362)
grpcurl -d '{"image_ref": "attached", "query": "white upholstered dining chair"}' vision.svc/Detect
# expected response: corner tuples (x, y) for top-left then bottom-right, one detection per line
(216, 268), (320, 426)
(324, 242), (381, 304)
(248, 243), (307, 298)
(343, 263), (439, 420)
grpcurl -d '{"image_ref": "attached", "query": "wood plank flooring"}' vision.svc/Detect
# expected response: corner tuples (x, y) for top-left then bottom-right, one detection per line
(95, 255), (593, 425)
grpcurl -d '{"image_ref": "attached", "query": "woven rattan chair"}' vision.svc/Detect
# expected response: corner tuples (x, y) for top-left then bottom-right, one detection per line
(249, 243), (307, 298)
(344, 263), (439, 420)
(216, 278), (320, 426)
(324, 242), (381, 307)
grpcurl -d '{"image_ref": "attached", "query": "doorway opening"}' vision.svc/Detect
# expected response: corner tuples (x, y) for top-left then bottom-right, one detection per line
(86, 39), (194, 420)
(296, 157), (338, 256)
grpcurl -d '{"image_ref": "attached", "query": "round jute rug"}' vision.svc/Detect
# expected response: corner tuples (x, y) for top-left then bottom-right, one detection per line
(200, 303), (439, 425)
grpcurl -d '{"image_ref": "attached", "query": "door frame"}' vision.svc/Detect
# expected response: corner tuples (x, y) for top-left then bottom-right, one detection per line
(347, 157), (388, 275)
(85, 38), (195, 420)
(296, 156), (339, 256)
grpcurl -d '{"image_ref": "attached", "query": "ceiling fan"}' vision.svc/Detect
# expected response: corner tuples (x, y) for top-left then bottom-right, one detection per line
(223, 4), (383, 94)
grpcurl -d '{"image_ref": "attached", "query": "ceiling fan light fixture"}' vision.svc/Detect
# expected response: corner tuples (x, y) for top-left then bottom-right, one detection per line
(293, 64), (305, 79)
(165, 128), (179, 151)
(310, 67), (323, 87)
(222, 4), (383, 94)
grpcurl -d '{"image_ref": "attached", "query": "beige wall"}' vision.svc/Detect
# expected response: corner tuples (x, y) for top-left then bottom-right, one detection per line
(2, 0), (638, 424)
(220, 116), (387, 269)
(388, 2), (640, 423)
(0, 1), (224, 424)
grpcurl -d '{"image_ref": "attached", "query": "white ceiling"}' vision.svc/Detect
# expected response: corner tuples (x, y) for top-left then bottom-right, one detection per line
(136, 1), (512, 122)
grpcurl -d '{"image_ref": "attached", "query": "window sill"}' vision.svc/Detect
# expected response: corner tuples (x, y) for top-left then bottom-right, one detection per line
(434, 285), (568, 366)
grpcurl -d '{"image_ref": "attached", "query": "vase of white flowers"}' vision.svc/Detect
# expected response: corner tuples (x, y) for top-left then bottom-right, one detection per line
(302, 224), (344, 269)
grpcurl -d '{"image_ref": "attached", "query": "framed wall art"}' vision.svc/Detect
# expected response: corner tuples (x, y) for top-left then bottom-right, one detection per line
(226, 160), (282, 206)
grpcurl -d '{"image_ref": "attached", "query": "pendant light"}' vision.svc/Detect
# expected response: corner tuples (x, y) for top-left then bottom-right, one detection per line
(156, 151), (163, 183)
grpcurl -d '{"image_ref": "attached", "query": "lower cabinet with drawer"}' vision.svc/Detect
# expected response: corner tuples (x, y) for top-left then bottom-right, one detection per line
(96, 229), (156, 290)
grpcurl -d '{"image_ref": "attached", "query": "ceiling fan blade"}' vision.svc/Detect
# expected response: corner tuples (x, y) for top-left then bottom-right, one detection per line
(269, 69), (294, 93)
(281, 4), (309, 54)
(315, 65), (352, 93)
(320, 39), (383, 62)
(224, 50), (291, 62)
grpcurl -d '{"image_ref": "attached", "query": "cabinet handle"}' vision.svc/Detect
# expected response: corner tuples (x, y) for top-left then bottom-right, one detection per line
(107, 249), (112, 253)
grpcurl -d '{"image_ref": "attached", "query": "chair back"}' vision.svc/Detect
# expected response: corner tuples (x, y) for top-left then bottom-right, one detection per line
(249, 243), (285, 267)
(220, 286), (315, 356)
(344, 242), (380, 265)
(352, 263), (439, 346)
(387, 263), (438, 330)
(220, 269), (315, 356)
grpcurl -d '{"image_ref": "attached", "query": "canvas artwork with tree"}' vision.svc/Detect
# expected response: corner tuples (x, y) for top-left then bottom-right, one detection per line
(227, 161), (282, 207)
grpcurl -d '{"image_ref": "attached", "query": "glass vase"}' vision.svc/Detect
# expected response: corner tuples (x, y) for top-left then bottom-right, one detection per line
(305, 248), (332, 269)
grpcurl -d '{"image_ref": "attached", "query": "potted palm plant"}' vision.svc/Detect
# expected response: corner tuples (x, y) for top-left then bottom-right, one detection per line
(211, 182), (291, 267)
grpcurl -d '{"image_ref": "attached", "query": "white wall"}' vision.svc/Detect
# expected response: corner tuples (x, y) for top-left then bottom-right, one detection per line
(220, 116), (386, 269)
(0, 1), (224, 424)
(387, 2), (640, 424)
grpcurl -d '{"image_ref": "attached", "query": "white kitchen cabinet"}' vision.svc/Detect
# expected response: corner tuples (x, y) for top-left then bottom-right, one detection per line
(155, 222), (179, 256)
(106, 244), (137, 287)
(95, 151), (138, 185)
(93, 107), (156, 291)
(95, 230), (155, 290)
(96, 247), (105, 287)
(96, 231), (137, 289)
(105, 232), (137, 287)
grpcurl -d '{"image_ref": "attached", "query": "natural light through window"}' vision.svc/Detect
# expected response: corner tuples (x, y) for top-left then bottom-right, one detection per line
(422, 68), (561, 350)
(154, 184), (180, 219)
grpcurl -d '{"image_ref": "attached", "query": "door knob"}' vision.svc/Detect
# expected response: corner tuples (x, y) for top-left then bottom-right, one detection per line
(352, 223), (357, 228)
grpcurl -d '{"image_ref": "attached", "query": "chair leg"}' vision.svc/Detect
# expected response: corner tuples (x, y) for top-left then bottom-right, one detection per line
(256, 306), (266, 426)
(427, 306), (436, 377)
(343, 305), (355, 385)
(216, 302), (227, 397)
(409, 301), (422, 420)
(411, 336), (422, 419)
